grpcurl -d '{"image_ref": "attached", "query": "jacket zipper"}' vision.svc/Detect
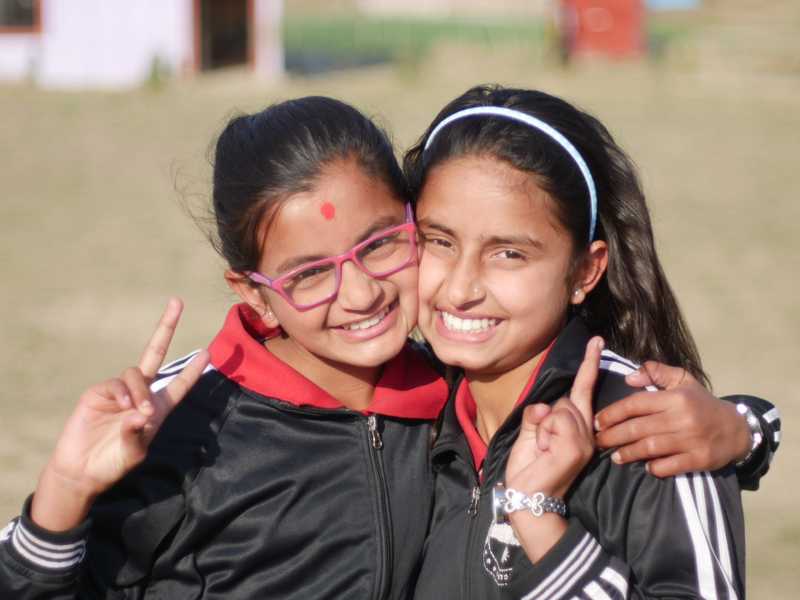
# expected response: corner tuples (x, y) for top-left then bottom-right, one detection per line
(366, 414), (393, 599)
(464, 477), (481, 597)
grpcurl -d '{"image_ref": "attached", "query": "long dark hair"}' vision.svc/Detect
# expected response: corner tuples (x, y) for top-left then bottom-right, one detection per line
(211, 96), (407, 273)
(404, 84), (708, 385)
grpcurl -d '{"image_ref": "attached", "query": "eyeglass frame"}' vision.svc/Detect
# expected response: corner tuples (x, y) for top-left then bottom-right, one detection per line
(245, 203), (418, 311)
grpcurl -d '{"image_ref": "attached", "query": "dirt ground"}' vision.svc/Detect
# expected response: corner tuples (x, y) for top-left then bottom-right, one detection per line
(1, 6), (798, 597)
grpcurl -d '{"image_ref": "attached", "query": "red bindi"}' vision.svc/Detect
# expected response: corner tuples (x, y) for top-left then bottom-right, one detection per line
(320, 202), (336, 220)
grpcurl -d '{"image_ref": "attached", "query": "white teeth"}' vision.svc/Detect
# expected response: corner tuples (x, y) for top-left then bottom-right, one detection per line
(342, 305), (391, 331)
(441, 311), (497, 333)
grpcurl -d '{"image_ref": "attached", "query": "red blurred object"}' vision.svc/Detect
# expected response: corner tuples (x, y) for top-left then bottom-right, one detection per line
(560, 0), (645, 58)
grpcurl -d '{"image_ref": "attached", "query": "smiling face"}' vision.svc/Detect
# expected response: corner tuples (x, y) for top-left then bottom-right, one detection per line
(231, 157), (418, 378)
(416, 155), (584, 377)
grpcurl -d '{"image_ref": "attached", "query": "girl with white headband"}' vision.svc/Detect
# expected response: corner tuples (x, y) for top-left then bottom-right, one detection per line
(404, 85), (766, 599)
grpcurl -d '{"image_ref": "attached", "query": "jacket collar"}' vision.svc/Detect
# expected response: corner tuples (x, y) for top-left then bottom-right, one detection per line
(208, 304), (448, 419)
(432, 317), (593, 479)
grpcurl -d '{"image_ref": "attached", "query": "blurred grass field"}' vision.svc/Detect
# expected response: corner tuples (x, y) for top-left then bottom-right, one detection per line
(1, 2), (798, 597)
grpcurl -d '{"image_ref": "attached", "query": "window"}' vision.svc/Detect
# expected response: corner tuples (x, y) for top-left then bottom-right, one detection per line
(0, 0), (39, 32)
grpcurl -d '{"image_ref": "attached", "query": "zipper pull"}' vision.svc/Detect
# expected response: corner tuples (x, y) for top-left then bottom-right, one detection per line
(367, 414), (383, 450)
(468, 486), (481, 517)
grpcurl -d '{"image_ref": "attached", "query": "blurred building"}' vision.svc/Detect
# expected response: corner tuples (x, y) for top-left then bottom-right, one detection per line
(358, 0), (550, 18)
(0, 0), (283, 89)
(559, 0), (645, 59)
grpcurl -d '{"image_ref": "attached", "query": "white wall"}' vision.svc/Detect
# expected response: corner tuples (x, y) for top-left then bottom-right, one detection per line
(0, 0), (283, 89)
(0, 33), (40, 82)
(253, 0), (283, 80)
(36, 0), (193, 89)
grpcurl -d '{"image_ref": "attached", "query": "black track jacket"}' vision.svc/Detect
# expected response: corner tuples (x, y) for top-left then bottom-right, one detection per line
(413, 318), (752, 600)
(0, 304), (448, 599)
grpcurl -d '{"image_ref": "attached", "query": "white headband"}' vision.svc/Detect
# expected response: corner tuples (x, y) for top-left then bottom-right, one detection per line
(423, 106), (597, 242)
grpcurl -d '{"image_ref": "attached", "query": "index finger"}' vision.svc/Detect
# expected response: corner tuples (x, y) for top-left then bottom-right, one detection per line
(162, 349), (210, 408)
(569, 336), (604, 431)
(138, 298), (184, 380)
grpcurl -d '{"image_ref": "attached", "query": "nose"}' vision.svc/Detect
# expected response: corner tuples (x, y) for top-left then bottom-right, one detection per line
(337, 260), (383, 312)
(445, 253), (486, 308)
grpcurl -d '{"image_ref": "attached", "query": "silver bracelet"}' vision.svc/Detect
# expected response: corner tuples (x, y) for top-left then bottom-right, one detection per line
(735, 402), (764, 467)
(493, 483), (567, 524)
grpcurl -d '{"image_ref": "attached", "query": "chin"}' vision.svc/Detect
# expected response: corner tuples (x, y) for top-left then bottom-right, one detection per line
(347, 335), (408, 368)
(428, 345), (491, 373)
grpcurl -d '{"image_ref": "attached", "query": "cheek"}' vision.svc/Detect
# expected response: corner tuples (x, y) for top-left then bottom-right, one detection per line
(417, 252), (446, 308)
(269, 295), (327, 334)
(493, 265), (570, 320)
(392, 266), (419, 316)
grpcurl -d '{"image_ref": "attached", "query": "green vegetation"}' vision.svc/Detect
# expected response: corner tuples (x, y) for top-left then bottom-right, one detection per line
(282, 15), (544, 72)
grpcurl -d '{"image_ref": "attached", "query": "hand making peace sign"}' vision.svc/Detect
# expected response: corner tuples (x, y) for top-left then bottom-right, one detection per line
(505, 337), (604, 501)
(30, 299), (210, 532)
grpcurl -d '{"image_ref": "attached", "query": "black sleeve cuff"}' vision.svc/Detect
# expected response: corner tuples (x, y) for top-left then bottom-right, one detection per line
(722, 395), (781, 491)
(4, 495), (90, 574)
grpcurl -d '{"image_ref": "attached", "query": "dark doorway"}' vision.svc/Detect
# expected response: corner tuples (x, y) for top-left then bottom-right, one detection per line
(198, 0), (250, 70)
(0, 0), (38, 30)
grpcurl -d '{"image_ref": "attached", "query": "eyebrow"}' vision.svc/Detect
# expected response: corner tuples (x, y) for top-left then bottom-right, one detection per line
(274, 214), (405, 274)
(484, 234), (544, 250)
(418, 219), (544, 250)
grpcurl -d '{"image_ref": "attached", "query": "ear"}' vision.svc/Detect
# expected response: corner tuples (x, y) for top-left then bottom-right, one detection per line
(570, 240), (608, 305)
(224, 269), (281, 329)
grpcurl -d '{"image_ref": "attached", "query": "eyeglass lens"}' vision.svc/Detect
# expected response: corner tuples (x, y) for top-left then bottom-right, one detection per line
(282, 228), (415, 308)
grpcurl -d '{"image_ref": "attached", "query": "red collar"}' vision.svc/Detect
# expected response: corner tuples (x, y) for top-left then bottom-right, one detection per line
(454, 340), (555, 473)
(208, 304), (448, 419)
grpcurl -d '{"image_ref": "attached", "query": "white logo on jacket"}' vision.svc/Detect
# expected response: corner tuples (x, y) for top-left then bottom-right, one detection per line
(483, 521), (522, 586)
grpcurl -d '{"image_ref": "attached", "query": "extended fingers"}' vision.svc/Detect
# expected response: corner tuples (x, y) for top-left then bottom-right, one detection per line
(569, 337), (604, 431)
(553, 398), (591, 442)
(138, 298), (183, 380)
(162, 350), (210, 408)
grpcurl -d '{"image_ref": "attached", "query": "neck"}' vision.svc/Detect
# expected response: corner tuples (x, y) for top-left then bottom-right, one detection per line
(464, 350), (547, 444)
(265, 335), (379, 411)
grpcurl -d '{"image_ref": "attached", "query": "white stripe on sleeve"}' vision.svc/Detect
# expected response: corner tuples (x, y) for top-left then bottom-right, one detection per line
(584, 581), (613, 600)
(549, 542), (603, 600)
(703, 473), (738, 599)
(11, 523), (85, 570)
(763, 407), (780, 423)
(692, 473), (710, 537)
(599, 566), (629, 598)
(521, 533), (593, 600)
(676, 474), (718, 600)
(150, 362), (215, 393)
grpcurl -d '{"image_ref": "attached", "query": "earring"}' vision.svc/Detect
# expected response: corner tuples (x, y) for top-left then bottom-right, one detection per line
(572, 289), (585, 303)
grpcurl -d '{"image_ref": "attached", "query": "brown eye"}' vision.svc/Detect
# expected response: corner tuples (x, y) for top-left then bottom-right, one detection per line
(496, 249), (525, 260)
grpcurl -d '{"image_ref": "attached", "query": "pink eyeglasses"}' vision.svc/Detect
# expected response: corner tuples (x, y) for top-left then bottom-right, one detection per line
(246, 203), (417, 311)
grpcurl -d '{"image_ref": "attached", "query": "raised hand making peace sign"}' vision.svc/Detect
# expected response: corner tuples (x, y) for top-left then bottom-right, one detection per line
(30, 299), (210, 532)
(503, 337), (603, 563)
